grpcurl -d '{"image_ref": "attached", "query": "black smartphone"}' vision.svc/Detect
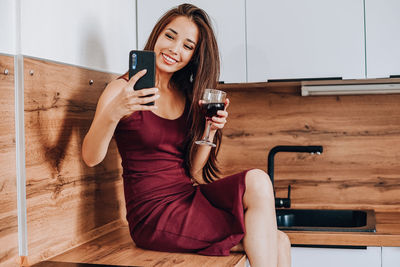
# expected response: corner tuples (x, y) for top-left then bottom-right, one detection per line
(129, 50), (156, 105)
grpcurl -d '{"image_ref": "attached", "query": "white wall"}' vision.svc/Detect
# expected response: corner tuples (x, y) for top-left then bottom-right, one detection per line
(0, 0), (17, 55)
(20, 0), (136, 74)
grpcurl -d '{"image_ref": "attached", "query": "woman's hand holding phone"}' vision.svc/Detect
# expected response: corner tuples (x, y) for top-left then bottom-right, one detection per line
(106, 69), (159, 122)
(125, 69), (159, 109)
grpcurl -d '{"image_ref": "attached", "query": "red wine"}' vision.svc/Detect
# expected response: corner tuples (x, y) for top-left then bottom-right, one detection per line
(201, 102), (225, 119)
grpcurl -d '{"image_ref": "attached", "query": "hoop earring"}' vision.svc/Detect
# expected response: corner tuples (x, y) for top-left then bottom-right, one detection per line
(189, 73), (194, 83)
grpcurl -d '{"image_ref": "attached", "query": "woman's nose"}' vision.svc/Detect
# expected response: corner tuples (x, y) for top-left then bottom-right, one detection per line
(168, 42), (180, 54)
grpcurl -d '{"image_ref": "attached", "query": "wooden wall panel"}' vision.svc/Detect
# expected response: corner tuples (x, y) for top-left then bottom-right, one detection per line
(13, 56), (400, 263)
(0, 55), (18, 266)
(23, 57), (126, 264)
(219, 86), (400, 212)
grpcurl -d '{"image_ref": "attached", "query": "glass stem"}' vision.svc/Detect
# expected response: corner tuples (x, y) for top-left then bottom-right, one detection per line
(204, 120), (212, 141)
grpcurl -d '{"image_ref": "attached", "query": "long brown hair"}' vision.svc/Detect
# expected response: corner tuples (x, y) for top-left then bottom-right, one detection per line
(144, 4), (221, 183)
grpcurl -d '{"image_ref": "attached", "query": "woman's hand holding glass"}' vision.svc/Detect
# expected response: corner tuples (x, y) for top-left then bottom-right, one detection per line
(207, 98), (229, 131)
(195, 89), (229, 147)
(107, 69), (159, 122)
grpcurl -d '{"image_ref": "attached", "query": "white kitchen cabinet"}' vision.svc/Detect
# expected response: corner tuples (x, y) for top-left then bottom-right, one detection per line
(137, 0), (246, 83)
(382, 247), (400, 267)
(0, 0), (17, 55)
(20, 0), (136, 74)
(291, 246), (381, 267)
(365, 0), (400, 78)
(246, 0), (365, 82)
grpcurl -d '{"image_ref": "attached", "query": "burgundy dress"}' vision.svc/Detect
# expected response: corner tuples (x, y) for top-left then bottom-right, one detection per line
(114, 95), (248, 256)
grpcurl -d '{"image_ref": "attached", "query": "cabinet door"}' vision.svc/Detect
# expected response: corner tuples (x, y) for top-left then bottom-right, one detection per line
(20, 0), (136, 74)
(291, 247), (381, 267)
(382, 247), (400, 267)
(0, 0), (16, 54)
(365, 0), (400, 78)
(246, 0), (365, 82)
(137, 0), (246, 83)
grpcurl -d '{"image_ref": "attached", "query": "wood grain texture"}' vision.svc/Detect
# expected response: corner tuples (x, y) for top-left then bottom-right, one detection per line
(16, 58), (400, 264)
(0, 55), (18, 266)
(48, 211), (400, 266)
(218, 87), (400, 212)
(23, 57), (126, 265)
(50, 226), (246, 267)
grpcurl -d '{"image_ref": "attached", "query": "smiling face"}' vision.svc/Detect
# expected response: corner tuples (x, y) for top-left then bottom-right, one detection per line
(153, 16), (199, 76)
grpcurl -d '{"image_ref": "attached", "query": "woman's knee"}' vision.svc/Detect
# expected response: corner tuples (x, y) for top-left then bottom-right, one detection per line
(244, 169), (274, 205)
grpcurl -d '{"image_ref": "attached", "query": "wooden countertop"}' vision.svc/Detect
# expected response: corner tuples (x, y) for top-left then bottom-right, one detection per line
(49, 226), (246, 267)
(286, 212), (400, 247)
(44, 212), (399, 266)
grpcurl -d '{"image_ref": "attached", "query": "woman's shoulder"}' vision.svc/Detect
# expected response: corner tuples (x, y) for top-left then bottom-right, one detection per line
(96, 77), (127, 109)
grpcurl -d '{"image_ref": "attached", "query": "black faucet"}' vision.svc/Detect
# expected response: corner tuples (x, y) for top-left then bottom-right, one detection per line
(267, 145), (323, 208)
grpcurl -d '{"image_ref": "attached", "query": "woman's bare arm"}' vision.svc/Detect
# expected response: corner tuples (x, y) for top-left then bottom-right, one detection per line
(190, 99), (229, 183)
(82, 70), (159, 167)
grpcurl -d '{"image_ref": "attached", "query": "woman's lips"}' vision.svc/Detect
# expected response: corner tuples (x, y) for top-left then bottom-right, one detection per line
(162, 53), (178, 65)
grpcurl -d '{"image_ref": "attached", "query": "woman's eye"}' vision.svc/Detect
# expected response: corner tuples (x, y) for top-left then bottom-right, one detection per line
(165, 33), (173, 39)
(184, 44), (194, 50)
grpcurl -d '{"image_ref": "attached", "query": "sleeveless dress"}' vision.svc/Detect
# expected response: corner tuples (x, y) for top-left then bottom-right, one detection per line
(114, 91), (248, 256)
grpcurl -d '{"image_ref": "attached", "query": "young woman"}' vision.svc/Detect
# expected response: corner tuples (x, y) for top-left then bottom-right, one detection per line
(82, 4), (291, 267)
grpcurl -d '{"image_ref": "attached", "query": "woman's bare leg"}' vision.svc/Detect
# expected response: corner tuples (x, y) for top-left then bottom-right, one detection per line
(277, 230), (291, 267)
(231, 233), (291, 267)
(240, 169), (291, 267)
(242, 169), (277, 266)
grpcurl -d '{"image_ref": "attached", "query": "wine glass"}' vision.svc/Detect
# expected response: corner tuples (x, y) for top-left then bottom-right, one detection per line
(195, 89), (226, 147)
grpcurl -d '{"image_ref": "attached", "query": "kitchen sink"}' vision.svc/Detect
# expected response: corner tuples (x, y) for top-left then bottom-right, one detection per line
(276, 209), (376, 232)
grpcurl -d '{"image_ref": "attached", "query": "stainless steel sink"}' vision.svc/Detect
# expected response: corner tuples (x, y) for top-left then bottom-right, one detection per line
(276, 209), (376, 232)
